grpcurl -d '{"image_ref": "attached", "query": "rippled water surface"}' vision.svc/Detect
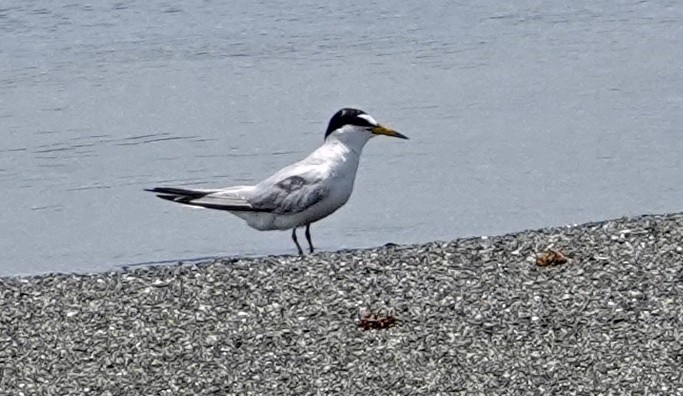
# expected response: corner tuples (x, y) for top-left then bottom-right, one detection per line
(1, 1), (681, 275)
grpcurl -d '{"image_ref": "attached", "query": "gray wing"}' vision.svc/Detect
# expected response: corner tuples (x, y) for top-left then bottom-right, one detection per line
(147, 186), (259, 211)
(249, 174), (328, 215)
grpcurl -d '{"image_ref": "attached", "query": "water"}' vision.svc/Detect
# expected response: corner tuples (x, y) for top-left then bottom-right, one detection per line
(1, 1), (681, 276)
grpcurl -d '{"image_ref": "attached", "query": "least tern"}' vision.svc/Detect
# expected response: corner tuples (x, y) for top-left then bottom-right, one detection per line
(146, 108), (408, 255)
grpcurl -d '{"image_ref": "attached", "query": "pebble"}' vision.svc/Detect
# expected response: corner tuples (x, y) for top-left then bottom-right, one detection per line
(1, 212), (682, 395)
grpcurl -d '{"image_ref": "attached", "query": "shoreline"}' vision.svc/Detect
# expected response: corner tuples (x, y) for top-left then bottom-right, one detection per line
(7, 211), (683, 280)
(2, 212), (682, 394)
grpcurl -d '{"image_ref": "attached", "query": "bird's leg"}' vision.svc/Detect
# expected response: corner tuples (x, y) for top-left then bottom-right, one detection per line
(291, 228), (304, 255)
(305, 224), (314, 253)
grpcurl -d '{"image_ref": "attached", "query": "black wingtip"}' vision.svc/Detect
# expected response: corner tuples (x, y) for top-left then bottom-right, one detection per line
(145, 186), (268, 212)
(145, 187), (212, 205)
(155, 194), (180, 202)
(145, 187), (209, 198)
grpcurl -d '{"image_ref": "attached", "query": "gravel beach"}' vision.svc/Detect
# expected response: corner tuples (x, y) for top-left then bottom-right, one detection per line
(2, 213), (682, 395)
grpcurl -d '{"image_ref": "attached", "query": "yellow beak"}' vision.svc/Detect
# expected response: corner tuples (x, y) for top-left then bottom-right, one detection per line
(371, 125), (409, 139)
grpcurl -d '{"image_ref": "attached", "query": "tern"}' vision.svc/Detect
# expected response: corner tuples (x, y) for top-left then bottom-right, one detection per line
(146, 108), (408, 255)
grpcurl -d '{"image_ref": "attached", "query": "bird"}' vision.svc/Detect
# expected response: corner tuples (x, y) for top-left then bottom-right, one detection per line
(146, 108), (408, 255)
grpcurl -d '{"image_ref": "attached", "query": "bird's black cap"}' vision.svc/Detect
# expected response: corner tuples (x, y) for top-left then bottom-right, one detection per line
(324, 108), (375, 139)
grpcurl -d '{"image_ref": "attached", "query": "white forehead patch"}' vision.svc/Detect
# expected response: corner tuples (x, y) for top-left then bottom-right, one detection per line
(357, 113), (378, 126)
